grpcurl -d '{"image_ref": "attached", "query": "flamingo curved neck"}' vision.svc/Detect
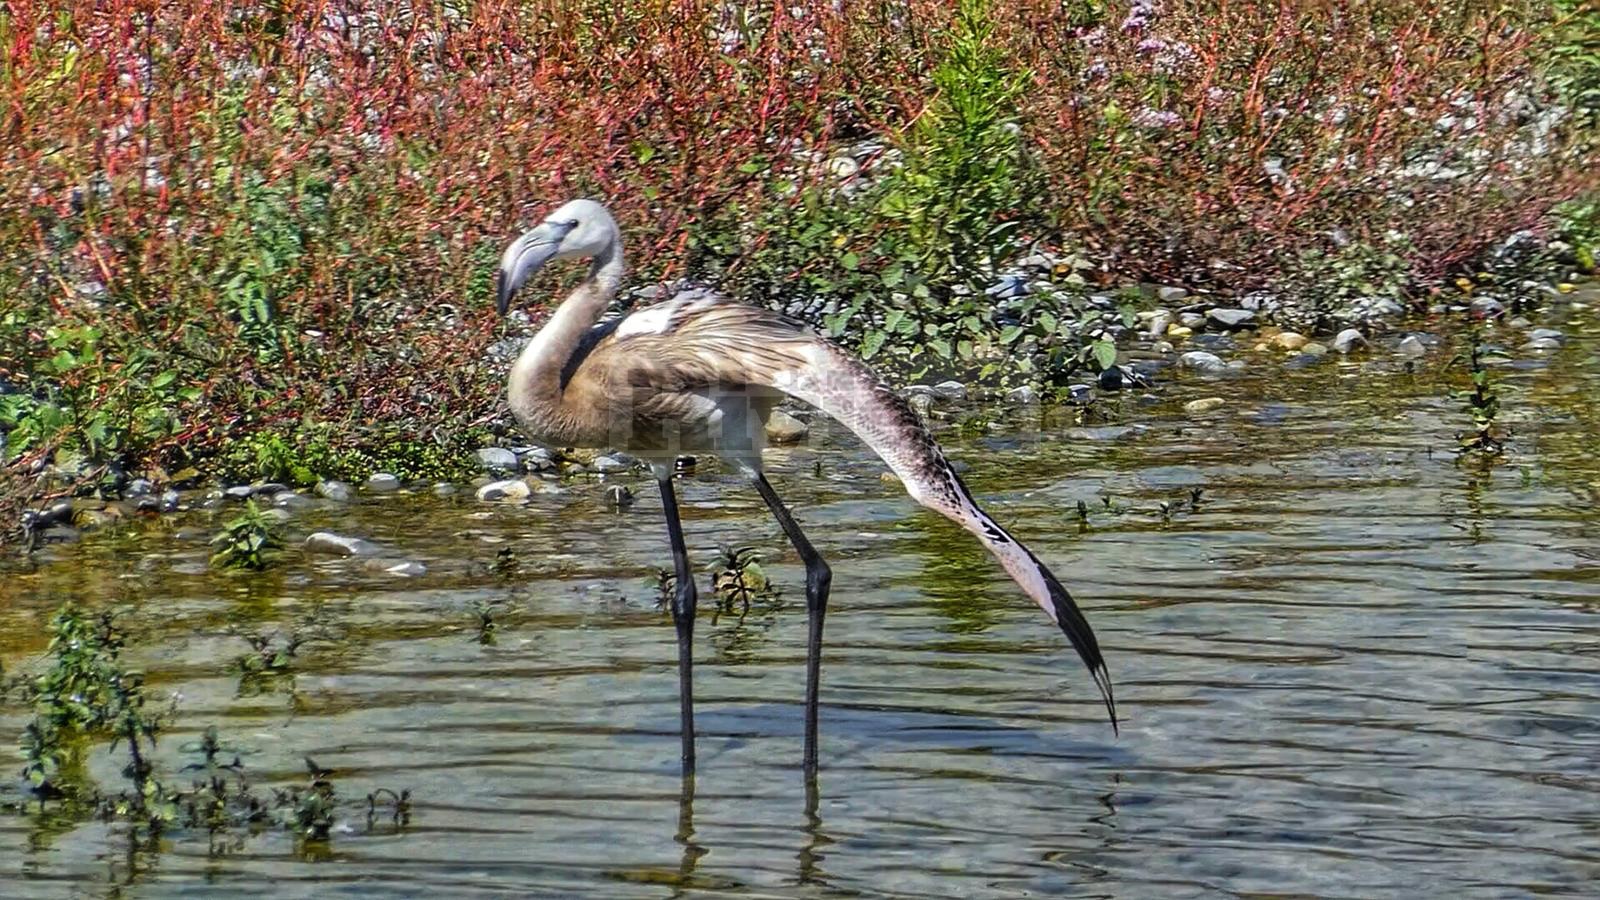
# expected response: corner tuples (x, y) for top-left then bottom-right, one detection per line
(508, 237), (624, 427)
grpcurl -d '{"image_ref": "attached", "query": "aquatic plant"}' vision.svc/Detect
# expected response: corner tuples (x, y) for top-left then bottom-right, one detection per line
(5, 605), (411, 848)
(709, 545), (779, 621)
(209, 500), (283, 570)
(1453, 328), (1508, 459)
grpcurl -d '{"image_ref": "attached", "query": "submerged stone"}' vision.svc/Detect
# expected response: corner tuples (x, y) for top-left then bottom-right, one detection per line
(316, 480), (353, 502)
(305, 532), (383, 557)
(476, 479), (531, 502)
(764, 410), (809, 444)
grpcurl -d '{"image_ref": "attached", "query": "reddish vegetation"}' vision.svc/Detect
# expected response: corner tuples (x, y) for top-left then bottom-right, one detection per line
(0, 0), (1591, 492)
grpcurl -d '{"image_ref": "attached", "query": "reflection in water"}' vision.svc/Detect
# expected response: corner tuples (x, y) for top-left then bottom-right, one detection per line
(2, 296), (1599, 896)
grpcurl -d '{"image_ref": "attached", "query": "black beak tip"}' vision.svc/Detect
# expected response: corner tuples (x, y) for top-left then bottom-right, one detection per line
(495, 270), (512, 317)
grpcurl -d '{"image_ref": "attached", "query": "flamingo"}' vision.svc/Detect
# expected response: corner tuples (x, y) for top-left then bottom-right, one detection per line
(495, 198), (1116, 781)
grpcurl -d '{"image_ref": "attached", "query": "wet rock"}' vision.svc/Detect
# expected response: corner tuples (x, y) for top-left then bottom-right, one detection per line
(476, 447), (519, 472)
(1397, 335), (1427, 358)
(476, 479), (531, 502)
(373, 558), (426, 577)
(253, 482), (290, 496)
(223, 485), (255, 501)
(126, 478), (154, 497)
(432, 482), (458, 497)
(1524, 337), (1562, 351)
(1206, 308), (1255, 330)
(1184, 397), (1227, 415)
(316, 480), (353, 502)
(592, 454), (630, 474)
(1157, 286), (1189, 303)
(1005, 385), (1039, 405)
(1469, 296), (1506, 319)
(36, 500), (75, 528)
(274, 491), (315, 510)
(1145, 311), (1173, 337)
(519, 447), (557, 472)
(1065, 384), (1094, 405)
(765, 409), (809, 444)
(1528, 328), (1564, 343)
(134, 495), (161, 513)
(158, 489), (181, 512)
(932, 380), (968, 401)
(1300, 343), (1329, 357)
(1178, 312), (1206, 329)
(305, 532), (383, 557)
(1190, 333), (1235, 351)
(604, 484), (635, 509)
(366, 473), (401, 492)
(1097, 367), (1124, 391)
(74, 508), (117, 531)
(1273, 331), (1309, 351)
(1332, 328), (1366, 354)
(1178, 351), (1227, 373)
(1166, 325), (1193, 340)
(1064, 425), (1140, 441)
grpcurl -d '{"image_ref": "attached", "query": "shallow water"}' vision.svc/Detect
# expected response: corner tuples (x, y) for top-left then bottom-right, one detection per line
(4, 298), (1600, 898)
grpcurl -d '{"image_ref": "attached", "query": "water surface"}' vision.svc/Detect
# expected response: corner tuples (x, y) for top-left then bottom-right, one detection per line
(3, 299), (1600, 897)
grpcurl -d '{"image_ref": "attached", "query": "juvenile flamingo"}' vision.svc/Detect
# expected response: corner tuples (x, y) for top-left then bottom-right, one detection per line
(496, 199), (1116, 780)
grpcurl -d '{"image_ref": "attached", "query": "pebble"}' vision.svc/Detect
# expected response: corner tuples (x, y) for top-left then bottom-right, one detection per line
(1206, 308), (1256, 330)
(592, 454), (629, 474)
(274, 491), (315, 510)
(432, 482), (458, 497)
(253, 482), (289, 496)
(1146, 312), (1173, 337)
(158, 489), (181, 512)
(1300, 343), (1329, 357)
(1273, 332), (1309, 351)
(825, 155), (860, 179)
(1184, 397), (1227, 415)
(1178, 312), (1206, 329)
(367, 473), (401, 492)
(476, 479), (531, 502)
(1166, 325), (1193, 339)
(1178, 351), (1227, 373)
(1332, 328), (1366, 353)
(305, 532), (383, 557)
(764, 409), (809, 444)
(316, 480), (353, 502)
(1524, 337), (1562, 351)
(476, 447), (519, 472)
(1397, 335), (1427, 358)
(1004, 385), (1039, 405)
(126, 478), (154, 497)
(932, 380), (968, 401)
(223, 485), (255, 501)
(1065, 384), (1094, 405)
(1527, 328), (1564, 343)
(1157, 286), (1189, 303)
(378, 559), (427, 577)
(1470, 296), (1506, 319)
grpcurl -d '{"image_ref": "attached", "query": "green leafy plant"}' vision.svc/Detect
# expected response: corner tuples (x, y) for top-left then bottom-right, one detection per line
(708, 545), (778, 621)
(209, 500), (283, 570)
(1453, 328), (1508, 459)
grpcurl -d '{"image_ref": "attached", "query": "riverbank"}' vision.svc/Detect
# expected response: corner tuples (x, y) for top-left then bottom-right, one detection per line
(2, 0), (1596, 542)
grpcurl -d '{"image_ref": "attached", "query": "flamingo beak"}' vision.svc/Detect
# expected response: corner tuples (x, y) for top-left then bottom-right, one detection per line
(495, 225), (566, 316)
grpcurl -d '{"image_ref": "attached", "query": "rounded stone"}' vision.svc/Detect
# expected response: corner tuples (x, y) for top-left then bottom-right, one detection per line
(476, 479), (532, 502)
(1184, 397), (1227, 415)
(476, 447), (519, 472)
(367, 473), (401, 492)
(764, 410), (809, 444)
(1178, 351), (1227, 372)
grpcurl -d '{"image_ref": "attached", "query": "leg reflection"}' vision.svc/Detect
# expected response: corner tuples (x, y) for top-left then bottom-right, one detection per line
(674, 772), (706, 891)
(797, 773), (833, 886)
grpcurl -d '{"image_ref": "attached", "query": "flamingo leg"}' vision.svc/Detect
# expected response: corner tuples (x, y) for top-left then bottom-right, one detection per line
(751, 472), (832, 779)
(659, 474), (698, 776)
